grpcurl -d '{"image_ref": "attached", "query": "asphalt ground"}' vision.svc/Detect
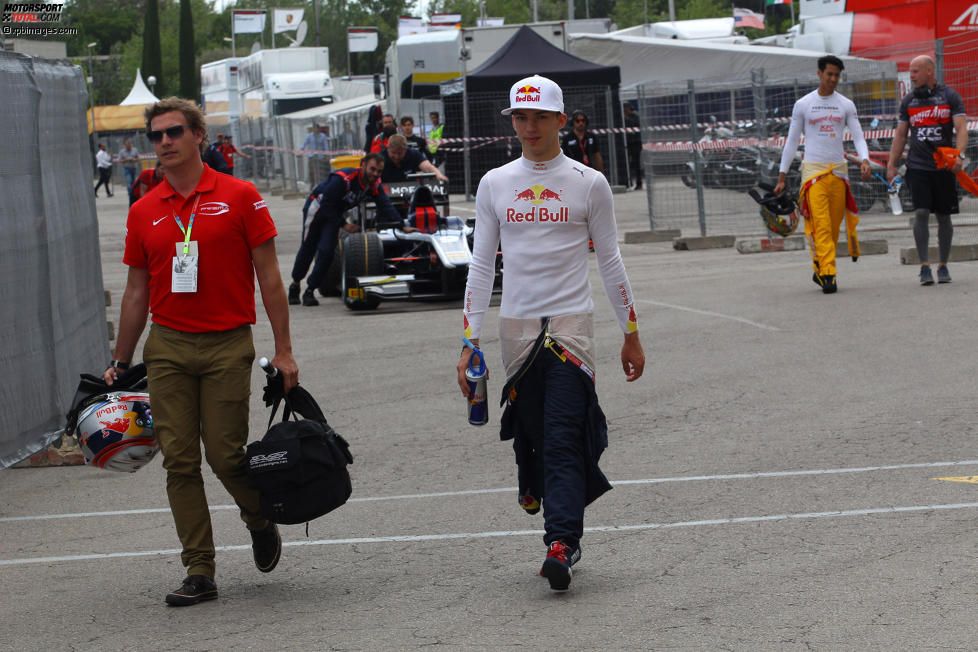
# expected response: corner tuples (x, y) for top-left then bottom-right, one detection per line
(4, 182), (978, 650)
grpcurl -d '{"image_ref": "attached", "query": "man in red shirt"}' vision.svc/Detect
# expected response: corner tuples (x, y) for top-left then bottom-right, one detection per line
(130, 161), (164, 205)
(369, 113), (396, 153)
(220, 135), (250, 177)
(104, 97), (298, 607)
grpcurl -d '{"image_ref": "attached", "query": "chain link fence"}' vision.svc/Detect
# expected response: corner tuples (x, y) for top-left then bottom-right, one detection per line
(631, 36), (978, 237)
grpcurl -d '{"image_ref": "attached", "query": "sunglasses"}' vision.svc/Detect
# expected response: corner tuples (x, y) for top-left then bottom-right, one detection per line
(147, 124), (191, 143)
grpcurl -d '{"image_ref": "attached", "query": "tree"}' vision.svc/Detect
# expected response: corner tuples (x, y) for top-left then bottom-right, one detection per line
(676, 0), (728, 20)
(179, 0), (197, 100)
(142, 0), (164, 97)
(63, 0), (143, 56)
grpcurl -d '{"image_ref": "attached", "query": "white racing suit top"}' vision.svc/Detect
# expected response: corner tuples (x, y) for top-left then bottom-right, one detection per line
(779, 89), (870, 180)
(463, 152), (638, 381)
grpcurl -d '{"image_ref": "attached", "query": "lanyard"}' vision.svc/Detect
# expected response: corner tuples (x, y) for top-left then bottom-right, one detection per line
(167, 193), (201, 256)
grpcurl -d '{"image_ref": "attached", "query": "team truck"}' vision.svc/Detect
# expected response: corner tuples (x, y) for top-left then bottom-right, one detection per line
(200, 47), (335, 123)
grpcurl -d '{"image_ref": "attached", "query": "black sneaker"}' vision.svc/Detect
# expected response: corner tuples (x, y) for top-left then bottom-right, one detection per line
(539, 540), (581, 591)
(288, 283), (301, 305)
(165, 574), (218, 606)
(812, 272), (823, 287)
(251, 522), (281, 573)
(820, 275), (837, 294)
(937, 265), (952, 284)
(920, 265), (934, 286)
(301, 287), (319, 307)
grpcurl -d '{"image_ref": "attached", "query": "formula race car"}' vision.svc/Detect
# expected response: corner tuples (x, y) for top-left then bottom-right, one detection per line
(319, 174), (502, 310)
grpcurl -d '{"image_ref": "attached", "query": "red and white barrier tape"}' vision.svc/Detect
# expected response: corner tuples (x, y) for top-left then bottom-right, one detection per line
(644, 121), (978, 153)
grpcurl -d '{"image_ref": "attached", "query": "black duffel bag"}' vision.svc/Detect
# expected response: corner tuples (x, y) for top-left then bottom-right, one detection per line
(246, 381), (353, 525)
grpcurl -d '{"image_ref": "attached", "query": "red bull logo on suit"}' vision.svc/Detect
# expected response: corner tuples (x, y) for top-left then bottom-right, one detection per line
(509, 185), (567, 222)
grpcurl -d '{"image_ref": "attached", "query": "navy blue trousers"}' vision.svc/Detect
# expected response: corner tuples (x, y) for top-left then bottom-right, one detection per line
(510, 352), (591, 550)
(291, 209), (344, 289)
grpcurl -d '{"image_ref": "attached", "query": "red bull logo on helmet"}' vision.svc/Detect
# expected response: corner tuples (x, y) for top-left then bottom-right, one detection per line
(100, 416), (132, 435)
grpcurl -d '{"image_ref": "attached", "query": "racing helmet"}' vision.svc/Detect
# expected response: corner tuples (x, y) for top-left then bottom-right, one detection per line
(749, 181), (799, 237)
(74, 392), (159, 472)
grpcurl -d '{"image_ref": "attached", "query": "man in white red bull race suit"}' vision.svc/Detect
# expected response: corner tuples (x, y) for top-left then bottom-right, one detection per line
(455, 74), (646, 592)
(774, 55), (872, 294)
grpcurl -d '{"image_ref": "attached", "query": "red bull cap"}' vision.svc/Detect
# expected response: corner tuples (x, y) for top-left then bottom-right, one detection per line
(501, 75), (564, 116)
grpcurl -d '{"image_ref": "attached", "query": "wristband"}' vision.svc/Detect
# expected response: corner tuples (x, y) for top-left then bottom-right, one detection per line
(110, 360), (130, 371)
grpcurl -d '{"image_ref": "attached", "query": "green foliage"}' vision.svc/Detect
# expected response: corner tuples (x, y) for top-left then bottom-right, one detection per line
(63, 0), (143, 56)
(179, 0), (196, 99)
(611, 0), (666, 29)
(676, 0), (728, 20)
(142, 0), (163, 97)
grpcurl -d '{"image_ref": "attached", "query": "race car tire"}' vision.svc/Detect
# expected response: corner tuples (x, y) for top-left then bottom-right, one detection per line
(342, 232), (383, 310)
(318, 236), (344, 297)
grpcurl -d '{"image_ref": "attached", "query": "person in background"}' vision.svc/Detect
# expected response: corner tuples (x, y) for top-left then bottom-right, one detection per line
(380, 134), (448, 184)
(428, 112), (445, 168)
(399, 116), (430, 159)
(221, 135), (250, 177)
(130, 160), (164, 205)
(118, 139), (141, 202)
(623, 102), (643, 190)
(94, 142), (113, 197)
(561, 110), (604, 173)
(301, 124), (329, 187)
(369, 114), (397, 153)
(887, 54), (969, 285)
(288, 153), (400, 307)
(774, 54), (871, 295)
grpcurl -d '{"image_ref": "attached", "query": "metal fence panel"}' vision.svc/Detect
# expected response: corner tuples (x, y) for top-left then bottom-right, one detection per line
(0, 53), (109, 467)
(630, 42), (978, 237)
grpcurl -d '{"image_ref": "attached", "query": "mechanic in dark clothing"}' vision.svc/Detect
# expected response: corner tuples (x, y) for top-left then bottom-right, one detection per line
(288, 153), (400, 306)
(380, 134), (448, 184)
(887, 54), (969, 285)
(561, 110), (604, 173)
(623, 102), (643, 190)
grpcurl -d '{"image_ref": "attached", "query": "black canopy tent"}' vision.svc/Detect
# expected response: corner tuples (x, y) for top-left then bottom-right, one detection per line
(440, 25), (625, 195)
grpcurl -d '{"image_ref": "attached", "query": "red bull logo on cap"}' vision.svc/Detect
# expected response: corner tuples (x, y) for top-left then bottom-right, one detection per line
(514, 84), (541, 104)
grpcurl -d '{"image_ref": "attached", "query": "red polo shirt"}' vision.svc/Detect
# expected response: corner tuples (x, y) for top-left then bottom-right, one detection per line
(123, 164), (277, 333)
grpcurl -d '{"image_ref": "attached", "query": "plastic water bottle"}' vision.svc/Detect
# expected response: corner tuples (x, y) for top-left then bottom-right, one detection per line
(888, 167), (904, 216)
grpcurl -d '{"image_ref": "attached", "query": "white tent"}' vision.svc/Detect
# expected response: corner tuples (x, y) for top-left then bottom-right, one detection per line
(119, 68), (160, 106)
(568, 33), (895, 91)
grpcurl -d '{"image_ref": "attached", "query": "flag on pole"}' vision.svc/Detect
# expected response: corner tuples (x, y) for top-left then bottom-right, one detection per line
(233, 10), (266, 34)
(733, 7), (766, 30)
(766, 0), (792, 5)
(273, 9), (304, 34)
